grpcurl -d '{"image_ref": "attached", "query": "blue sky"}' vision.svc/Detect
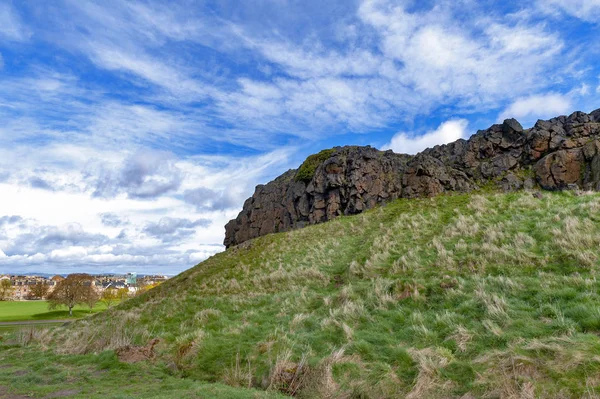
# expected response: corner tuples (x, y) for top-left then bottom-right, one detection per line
(0, 0), (599, 275)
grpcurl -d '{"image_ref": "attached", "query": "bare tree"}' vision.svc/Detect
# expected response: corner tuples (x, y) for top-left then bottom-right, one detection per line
(28, 282), (50, 300)
(0, 279), (13, 301)
(47, 274), (97, 316)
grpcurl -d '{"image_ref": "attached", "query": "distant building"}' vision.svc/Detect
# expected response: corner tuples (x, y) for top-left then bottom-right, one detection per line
(101, 281), (126, 290)
(125, 272), (137, 285)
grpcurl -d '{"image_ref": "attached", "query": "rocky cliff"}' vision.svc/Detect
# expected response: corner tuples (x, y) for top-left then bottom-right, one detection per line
(224, 108), (600, 247)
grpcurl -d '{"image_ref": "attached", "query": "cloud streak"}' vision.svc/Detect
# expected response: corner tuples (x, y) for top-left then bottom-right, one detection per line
(91, 150), (183, 199)
(0, 2), (30, 41)
(538, 0), (600, 22)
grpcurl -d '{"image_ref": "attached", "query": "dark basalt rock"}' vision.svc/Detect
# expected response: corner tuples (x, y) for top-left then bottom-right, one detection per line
(224, 146), (411, 248)
(224, 109), (600, 248)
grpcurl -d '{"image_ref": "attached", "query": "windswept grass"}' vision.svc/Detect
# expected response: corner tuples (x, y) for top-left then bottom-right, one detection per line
(6, 191), (600, 398)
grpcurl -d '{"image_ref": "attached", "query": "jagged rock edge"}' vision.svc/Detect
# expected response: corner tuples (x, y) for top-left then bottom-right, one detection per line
(224, 109), (600, 248)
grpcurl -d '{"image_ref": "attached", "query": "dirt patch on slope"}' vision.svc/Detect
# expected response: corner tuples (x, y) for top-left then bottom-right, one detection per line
(116, 338), (159, 363)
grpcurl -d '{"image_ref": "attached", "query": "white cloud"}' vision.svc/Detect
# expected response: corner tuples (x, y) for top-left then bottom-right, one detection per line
(214, 0), (567, 134)
(358, 0), (563, 106)
(499, 93), (572, 122)
(2, 0), (569, 139)
(538, 0), (600, 22)
(0, 141), (298, 275)
(576, 84), (591, 96)
(50, 246), (88, 261)
(248, 39), (381, 80)
(486, 23), (560, 55)
(0, 248), (6, 258)
(383, 119), (469, 155)
(86, 44), (206, 98)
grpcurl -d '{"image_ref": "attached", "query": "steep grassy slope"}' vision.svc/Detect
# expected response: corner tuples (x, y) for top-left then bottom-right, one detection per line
(25, 191), (600, 397)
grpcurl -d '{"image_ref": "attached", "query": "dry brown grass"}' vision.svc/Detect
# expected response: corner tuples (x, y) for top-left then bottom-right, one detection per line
(222, 352), (254, 389)
(266, 349), (310, 396)
(174, 329), (206, 368)
(474, 336), (600, 398)
(194, 308), (222, 323)
(53, 310), (148, 355)
(406, 347), (453, 399)
(14, 326), (53, 349)
(450, 325), (472, 352)
(300, 348), (347, 399)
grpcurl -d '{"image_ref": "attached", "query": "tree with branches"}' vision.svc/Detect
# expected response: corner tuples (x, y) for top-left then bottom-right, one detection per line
(47, 274), (97, 316)
(85, 287), (100, 313)
(0, 279), (13, 301)
(28, 282), (50, 300)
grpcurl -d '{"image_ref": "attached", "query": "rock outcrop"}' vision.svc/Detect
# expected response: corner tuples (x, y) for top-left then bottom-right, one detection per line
(224, 109), (600, 247)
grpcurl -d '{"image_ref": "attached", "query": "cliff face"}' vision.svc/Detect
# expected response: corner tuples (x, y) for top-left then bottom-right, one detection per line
(224, 108), (600, 248)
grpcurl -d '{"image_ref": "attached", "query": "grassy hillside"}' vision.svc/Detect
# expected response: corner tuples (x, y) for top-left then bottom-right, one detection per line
(10, 191), (600, 398)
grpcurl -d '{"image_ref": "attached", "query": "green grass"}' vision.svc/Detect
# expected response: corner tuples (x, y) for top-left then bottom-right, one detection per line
(0, 344), (283, 398)
(7, 191), (600, 398)
(0, 300), (109, 322)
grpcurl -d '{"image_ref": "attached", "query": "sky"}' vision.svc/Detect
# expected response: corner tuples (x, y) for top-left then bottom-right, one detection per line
(0, 0), (599, 276)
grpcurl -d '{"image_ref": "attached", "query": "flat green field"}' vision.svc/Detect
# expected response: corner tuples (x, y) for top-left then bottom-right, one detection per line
(0, 300), (109, 322)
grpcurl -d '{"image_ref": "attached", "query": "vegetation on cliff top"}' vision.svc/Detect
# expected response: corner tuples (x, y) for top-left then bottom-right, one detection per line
(4, 190), (600, 398)
(294, 148), (334, 182)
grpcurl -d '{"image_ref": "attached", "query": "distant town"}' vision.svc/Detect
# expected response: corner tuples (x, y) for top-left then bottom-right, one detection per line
(0, 273), (170, 301)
